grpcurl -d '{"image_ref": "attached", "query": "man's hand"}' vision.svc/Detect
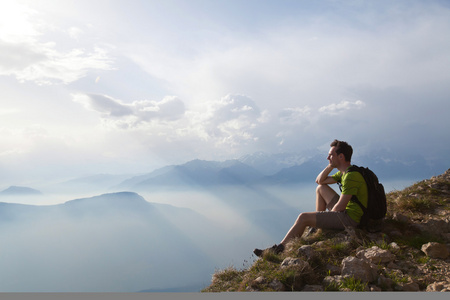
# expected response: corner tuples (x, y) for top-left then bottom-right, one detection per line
(331, 194), (352, 212)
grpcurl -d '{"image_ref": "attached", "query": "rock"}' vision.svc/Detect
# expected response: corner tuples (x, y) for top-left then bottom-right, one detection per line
(253, 276), (266, 285)
(421, 242), (449, 259)
(302, 284), (323, 291)
(341, 256), (378, 282)
(389, 242), (400, 251)
(401, 280), (420, 291)
(426, 281), (450, 292)
(370, 285), (382, 291)
(443, 233), (450, 242)
(269, 279), (284, 291)
(325, 264), (341, 276)
(392, 212), (409, 223)
(421, 219), (450, 236)
(297, 245), (315, 260)
(356, 246), (396, 264)
(387, 261), (399, 269)
(314, 241), (326, 248)
(389, 230), (402, 239)
(322, 275), (345, 288)
(377, 275), (394, 290)
(281, 257), (310, 271)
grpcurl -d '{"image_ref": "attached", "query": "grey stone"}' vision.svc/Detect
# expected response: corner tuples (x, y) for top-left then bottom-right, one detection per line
(341, 256), (378, 282)
(421, 242), (449, 259)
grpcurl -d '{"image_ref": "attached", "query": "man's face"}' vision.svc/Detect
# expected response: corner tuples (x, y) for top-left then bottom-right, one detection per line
(327, 146), (340, 167)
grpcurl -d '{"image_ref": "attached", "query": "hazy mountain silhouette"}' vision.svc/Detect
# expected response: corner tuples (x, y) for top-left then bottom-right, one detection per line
(0, 186), (42, 196)
(114, 159), (265, 191)
(109, 152), (438, 193)
(0, 192), (223, 292)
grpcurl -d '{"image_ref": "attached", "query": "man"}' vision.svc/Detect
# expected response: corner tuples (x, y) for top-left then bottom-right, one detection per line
(253, 139), (368, 257)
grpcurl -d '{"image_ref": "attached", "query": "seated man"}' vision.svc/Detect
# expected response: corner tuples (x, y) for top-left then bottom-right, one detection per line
(253, 139), (368, 257)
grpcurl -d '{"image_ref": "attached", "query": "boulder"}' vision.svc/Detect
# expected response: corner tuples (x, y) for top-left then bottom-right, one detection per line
(297, 245), (316, 260)
(322, 275), (345, 288)
(399, 280), (420, 291)
(281, 257), (310, 271)
(269, 279), (284, 291)
(421, 242), (449, 259)
(341, 256), (378, 282)
(426, 281), (450, 292)
(356, 246), (396, 264)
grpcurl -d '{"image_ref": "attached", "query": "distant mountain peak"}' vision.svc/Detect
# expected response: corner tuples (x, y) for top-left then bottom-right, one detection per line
(65, 191), (146, 204)
(0, 186), (42, 196)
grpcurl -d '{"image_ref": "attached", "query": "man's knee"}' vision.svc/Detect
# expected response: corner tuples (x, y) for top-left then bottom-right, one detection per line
(316, 184), (322, 194)
(316, 184), (338, 200)
(316, 184), (329, 197)
(296, 212), (315, 226)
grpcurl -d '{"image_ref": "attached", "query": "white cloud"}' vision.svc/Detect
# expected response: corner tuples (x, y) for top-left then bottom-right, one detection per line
(279, 106), (312, 125)
(73, 94), (186, 128)
(197, 95), (265, 147)
(0, 2), (114, 85)
(0, 43), (114, 85)
(318, 100), (366, 115)
(1, 0), (450, 183)
(68, 26), (83, 40)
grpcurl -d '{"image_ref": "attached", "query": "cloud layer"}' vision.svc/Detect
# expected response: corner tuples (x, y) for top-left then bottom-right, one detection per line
(0, 0), (449, 183)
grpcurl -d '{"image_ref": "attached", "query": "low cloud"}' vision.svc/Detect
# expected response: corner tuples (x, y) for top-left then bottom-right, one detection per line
(73, 94), (186, 127)
(278, 106), (312, 125)
(199, 95), (266, 147)
(318, 100), (366, 115)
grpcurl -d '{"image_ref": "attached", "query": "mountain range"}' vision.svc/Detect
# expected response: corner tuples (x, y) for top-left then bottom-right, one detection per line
(8, 151), (444, 197)
(0, 192), (227, 292)
(108, 152), (441, 192)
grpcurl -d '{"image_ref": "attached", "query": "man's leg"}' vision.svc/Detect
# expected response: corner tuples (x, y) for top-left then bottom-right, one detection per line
(279, 212), (316, 246)
(254, 185), (340, 257)
(280, 185), (339, 246)
(316, 184), (339, 211)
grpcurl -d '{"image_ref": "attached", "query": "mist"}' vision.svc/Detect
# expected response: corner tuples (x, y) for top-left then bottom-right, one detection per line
(0, 183), (315, 292)
(0, 174), (420, 293)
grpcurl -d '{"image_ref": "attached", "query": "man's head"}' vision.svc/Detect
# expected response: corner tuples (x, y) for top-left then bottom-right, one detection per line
(328, 139), (353, 164)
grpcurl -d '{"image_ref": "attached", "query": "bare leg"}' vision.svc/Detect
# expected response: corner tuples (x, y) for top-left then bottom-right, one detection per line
(316, 184), (338, 211)
(280, 212), (316, 246)
(280, 185), (338, 246)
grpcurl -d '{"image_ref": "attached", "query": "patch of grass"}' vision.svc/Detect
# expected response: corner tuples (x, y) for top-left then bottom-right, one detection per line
(202, 266), (245, 292)
(396, 232), (444, 249)
(385, 269), (409, 288)
(325, 276), (368, 291)
(395, 196), (435, 213)
(341, 277), (368, 291)
(330, 241), (350, 252)
(415, 255), (431, 264)
(363, 235), (391, 250)
(237, 255), (315, 291)
(261, 251), (283, 264)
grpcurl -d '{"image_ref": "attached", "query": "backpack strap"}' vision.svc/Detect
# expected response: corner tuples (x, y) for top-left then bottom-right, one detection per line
(337, 181), (366, 212)
(337, 166), (368, 226)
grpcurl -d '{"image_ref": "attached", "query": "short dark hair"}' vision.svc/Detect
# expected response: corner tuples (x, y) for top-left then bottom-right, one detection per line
(330, 139), (353, 162)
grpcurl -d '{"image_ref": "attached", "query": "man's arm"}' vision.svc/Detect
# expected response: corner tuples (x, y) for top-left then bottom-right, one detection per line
(331, 194), (352, 212)
(315, 165), (337, 185)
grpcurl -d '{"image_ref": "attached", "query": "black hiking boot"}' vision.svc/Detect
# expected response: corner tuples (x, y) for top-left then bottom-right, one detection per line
(253, 244), (285, 257)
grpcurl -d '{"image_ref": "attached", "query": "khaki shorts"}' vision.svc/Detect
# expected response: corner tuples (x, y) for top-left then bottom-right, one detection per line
(315, 194), (358, 230)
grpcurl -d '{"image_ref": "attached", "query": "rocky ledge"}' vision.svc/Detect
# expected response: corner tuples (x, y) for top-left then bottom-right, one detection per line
(203, 169), (450, 292)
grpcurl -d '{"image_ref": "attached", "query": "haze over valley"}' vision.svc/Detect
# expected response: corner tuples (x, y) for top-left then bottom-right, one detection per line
(0, 153), (441, 292)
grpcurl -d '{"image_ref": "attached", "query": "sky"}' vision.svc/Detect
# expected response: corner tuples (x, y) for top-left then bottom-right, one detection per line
(1, 0), (449, 186)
